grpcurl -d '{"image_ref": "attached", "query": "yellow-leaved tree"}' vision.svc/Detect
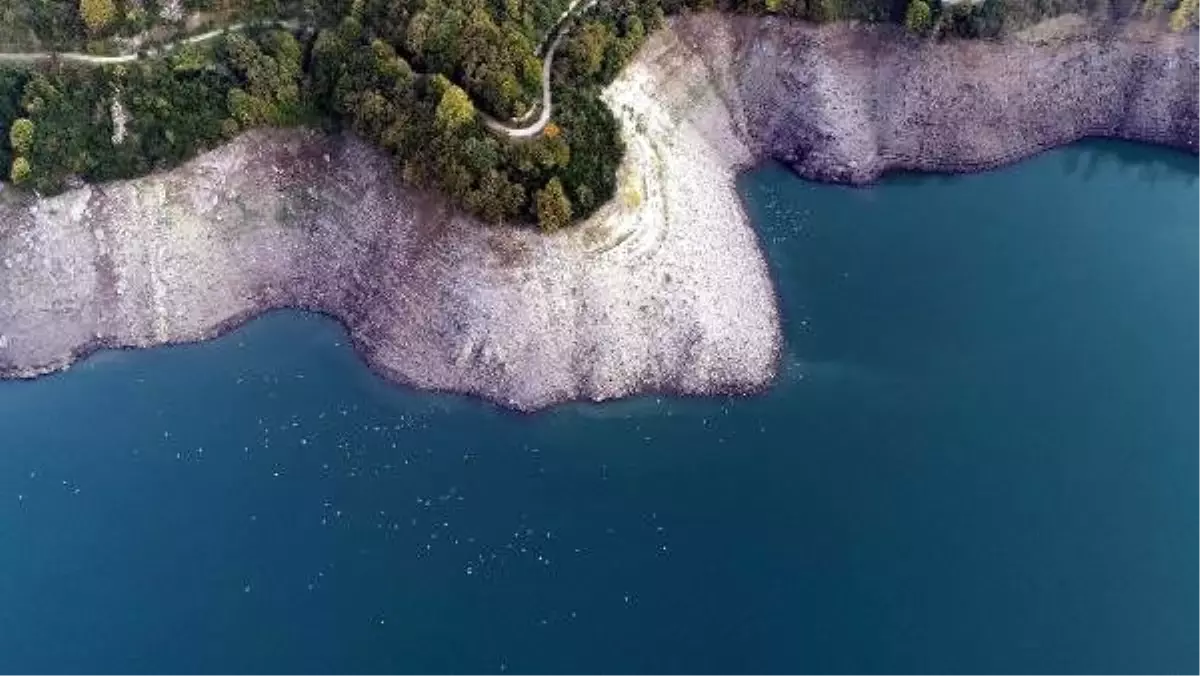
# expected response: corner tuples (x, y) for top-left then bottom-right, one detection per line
(905, 0), (932, 33)
(9, 118), (34, 157)
(435, 81), (476, 133)
(80, 0), (117, 34)
(10, 157), (31, 185)
(535, 177), (572, 232)
(1170, 0), (1198, 30)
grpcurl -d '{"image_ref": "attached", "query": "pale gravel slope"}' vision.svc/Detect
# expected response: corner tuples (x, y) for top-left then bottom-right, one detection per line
(660, 15), (1197, 180)
(0, 75), (780, 410)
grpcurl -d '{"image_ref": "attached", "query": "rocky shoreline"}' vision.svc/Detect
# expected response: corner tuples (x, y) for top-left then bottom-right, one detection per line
(658, 14), (1197, 181)
(0, 15), (1195, 410)
(0, 73), (782, 411)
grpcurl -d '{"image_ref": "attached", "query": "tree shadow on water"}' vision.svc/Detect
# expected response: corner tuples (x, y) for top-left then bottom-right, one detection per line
(1065, 138), (1199, 188)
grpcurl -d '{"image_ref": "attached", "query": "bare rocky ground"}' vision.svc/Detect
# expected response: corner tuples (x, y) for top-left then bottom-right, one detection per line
(658, 14), (1197, 181)
(0, 99), (780, 411)
(0, 15), (1194, 410)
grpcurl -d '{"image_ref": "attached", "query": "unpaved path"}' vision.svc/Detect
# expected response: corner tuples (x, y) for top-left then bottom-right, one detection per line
(0, 20), (299, 65)
(481, 0), (598, 137)
(0, 4), (588, 140)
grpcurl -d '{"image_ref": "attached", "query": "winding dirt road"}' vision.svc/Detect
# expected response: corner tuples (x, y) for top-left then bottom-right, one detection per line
(0, 0), (595, 139)
(480, 0), (598, 137)
(0, 21), (300, 65)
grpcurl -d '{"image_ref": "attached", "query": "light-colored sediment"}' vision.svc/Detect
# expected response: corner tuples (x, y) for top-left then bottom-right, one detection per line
(0, 61), (780, 410)
(652, 14), (1197, 180)
(0, 14), (1195, 410)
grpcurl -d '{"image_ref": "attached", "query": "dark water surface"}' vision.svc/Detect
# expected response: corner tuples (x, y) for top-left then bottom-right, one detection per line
(1, 141), (1195, 673)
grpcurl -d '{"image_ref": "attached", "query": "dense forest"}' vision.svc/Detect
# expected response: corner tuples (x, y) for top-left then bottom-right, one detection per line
(0, 0), (1195, 228)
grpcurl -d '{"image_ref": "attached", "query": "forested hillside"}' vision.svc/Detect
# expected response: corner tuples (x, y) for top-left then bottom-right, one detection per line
(0, 0), (1195, 228)
(0, 0), (655, 228)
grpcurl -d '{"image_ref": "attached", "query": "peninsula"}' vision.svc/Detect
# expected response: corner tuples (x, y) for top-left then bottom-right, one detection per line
(0, 0), (1196, 409)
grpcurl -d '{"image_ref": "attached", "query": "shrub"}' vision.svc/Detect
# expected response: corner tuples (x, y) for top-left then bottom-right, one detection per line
(9, 118), (34, 157)
(905, 0), (932, 32)
(535, 177), (572, 231)
(79, 0), (117, 34)
(10, 156), (31, 184)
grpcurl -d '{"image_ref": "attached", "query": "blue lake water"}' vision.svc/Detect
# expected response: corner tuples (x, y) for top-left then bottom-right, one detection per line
(0, 141), (1196, 673)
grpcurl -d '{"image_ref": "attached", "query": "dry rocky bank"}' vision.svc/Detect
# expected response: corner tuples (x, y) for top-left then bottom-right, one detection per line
(655, 14), (1197, 180)
(0, 14), (1195, 410)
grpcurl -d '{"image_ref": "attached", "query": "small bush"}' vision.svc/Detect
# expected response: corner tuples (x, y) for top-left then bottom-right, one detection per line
(905, 0), (932, 32)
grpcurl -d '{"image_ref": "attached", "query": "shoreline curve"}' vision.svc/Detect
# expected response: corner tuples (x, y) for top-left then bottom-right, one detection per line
(0, 14), (1195, 411)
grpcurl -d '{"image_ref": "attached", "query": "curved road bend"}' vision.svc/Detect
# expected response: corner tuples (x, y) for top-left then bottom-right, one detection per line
(0, 0), (594, 139)
(480, 0), (599, 138)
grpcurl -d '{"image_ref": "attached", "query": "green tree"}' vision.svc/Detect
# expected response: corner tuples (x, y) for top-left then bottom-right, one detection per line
(535, 177), (572, 232)
(227, 87), (262, 126)
(905, 0), (932, 32)
(435, 83), (475, 132)
(9, 118), (34, 157)
(79, 0), (117, 33)
(567, 22), (612, 79)
(806, 0), (838, 22)
(10, 156), (31, 185)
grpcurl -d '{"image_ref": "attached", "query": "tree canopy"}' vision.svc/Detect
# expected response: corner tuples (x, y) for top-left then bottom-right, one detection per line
(435, 81), (475, 132)
(9, 118), (34, 157)
(905, 0), (932, 32)
(10, 156), (30, 184)
(79, 0), (116, 34)
(0, 0), (1123, 227)
(535, 176), (572, 231)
